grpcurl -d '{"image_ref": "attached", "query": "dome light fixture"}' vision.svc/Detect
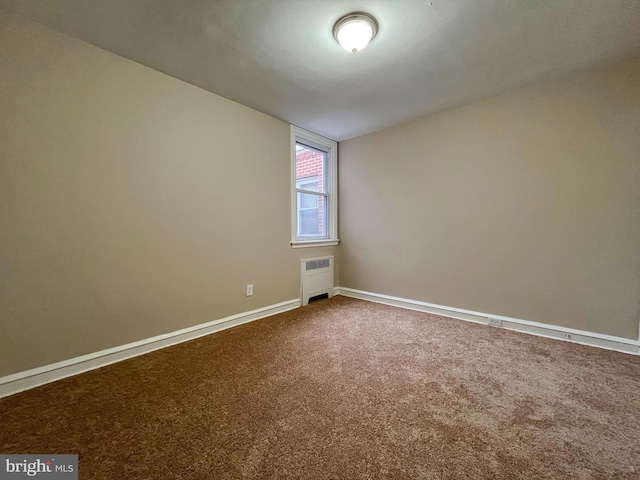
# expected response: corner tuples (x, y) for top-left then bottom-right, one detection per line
(333, 12), (378, 54)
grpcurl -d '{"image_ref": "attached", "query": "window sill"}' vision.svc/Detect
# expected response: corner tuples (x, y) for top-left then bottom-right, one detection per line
(291, 239), (340, 248)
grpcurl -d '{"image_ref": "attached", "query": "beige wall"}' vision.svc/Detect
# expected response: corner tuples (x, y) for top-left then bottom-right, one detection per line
(0, 15), (337, 377)
(339, 59), (640, 340)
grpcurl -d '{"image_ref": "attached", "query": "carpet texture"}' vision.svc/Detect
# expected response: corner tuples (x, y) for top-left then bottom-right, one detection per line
(1, 296), (639, 479)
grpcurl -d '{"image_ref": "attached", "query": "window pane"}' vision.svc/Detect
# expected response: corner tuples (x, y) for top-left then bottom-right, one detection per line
(300, 191), (317, 209)
(295, 143), (326, 193)
(296, 177), (318, 194)
(300, 209), (319, 236)
(297, 193), (327, 237)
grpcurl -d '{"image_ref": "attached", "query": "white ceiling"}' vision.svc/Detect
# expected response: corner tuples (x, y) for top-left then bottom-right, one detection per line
(3, 0), (640, 141)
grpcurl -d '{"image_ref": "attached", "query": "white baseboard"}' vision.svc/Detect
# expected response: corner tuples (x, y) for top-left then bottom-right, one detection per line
(335, 287), (640, 355)
(0, 299), (300, 399)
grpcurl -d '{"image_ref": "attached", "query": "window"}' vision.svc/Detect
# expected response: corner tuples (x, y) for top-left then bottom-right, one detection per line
(291, 126), (338, 247)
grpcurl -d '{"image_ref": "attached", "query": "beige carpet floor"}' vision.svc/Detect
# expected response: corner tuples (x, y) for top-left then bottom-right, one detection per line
(1, 296), (639, 479)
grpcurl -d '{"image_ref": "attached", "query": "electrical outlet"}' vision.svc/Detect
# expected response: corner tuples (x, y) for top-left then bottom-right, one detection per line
(487, 318), (502, 328)
(246, 284), (253, 296)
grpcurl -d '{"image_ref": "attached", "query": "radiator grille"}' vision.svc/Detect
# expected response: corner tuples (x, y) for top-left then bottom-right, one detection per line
(306, 258), (330, 271)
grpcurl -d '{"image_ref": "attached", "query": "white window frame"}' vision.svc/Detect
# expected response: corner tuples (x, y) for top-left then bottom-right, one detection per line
(291, 125), (339, 247)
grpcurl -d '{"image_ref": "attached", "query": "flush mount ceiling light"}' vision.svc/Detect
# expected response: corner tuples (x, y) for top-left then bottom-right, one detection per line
(333, 12), (378, 54)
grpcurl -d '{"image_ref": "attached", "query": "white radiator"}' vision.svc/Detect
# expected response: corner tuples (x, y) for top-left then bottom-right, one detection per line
(301, 256), (334, 306)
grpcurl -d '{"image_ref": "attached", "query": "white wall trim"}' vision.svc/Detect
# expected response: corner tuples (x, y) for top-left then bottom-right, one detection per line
(291, 239), (340, 248)
(335, 287), (640, 355)
(0, 299), (300, 399)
